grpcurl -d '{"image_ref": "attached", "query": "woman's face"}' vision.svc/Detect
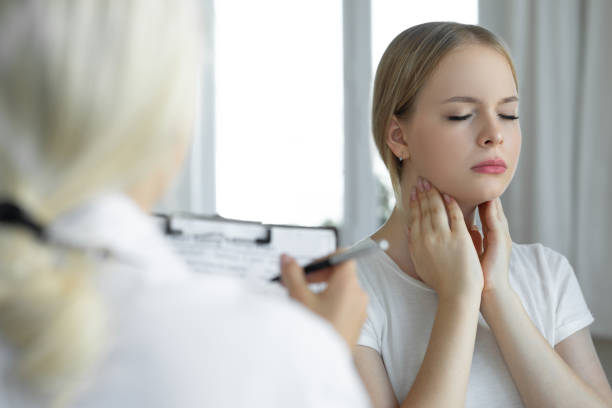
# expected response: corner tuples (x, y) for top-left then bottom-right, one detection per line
(400, 44), (521, 206)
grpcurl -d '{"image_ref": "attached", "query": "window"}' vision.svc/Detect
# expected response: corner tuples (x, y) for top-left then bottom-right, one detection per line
(214, 1), (477, 227)
(215, 0), (343, 226)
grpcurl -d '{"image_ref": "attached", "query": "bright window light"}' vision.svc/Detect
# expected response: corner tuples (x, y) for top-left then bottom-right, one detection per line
(215, 0), (343, 226)
(215, 1), (477, 226)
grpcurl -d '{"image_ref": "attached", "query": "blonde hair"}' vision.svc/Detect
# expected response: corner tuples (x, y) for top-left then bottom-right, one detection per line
(372, 22), (518, 206)
(0, 0), (202, 405)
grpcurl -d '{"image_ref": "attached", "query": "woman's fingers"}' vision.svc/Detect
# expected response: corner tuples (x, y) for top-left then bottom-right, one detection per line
(412, 178), (463, 234)
(303, 250), (342, 283)
(478, 199), (512, 253)
(443, 193), (468, 234)
(303, 268), (333, 284)
(469, 227), (483, 258)
(280, 255), (368, 348)
(421, 179), (449, 232)
(481, 200), (504, 230)
(280, 255), (313, 305)
(408, 186), (421, 243)
(496, 197), (508, 225)
(417, 179), (434, 235)
(405, 178), (485, 299)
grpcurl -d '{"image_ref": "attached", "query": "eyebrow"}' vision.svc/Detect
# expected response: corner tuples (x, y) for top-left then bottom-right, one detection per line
(441, 96), (519, 105)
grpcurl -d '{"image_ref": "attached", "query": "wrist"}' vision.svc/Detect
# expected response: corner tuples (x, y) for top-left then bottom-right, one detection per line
(482, 281), (513, 300)
(437, 276), (484, 307)
(438, 290), (482, 311)
(480, 285), (517, 319)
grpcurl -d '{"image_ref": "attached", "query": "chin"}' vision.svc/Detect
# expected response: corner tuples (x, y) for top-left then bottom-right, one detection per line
(453, 181), (508, 206)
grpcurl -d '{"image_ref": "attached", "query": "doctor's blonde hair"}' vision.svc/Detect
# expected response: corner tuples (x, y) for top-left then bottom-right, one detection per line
(372, 22), (518, 207)
(0, 0), (201, 405)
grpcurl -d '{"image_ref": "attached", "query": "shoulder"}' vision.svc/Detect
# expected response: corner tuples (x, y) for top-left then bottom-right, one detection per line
(114, 274), (349, 357)
(350, 237), (394, 287)
(81, 275), (368, 406)
(510, 242), (594, 346)
(509, 242), (583, 341)
(510, 242), (572, 282)
(511, 241), (568, 264)
(349, 237), (391, 312)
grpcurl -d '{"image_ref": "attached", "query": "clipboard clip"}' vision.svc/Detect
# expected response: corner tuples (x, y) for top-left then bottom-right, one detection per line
(255, 227), (271, 245)
(153, 213), (272, 245)
(154, 214), (180, 235)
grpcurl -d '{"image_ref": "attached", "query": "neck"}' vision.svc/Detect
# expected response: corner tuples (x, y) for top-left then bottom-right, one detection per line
(371, 201), (477, 281)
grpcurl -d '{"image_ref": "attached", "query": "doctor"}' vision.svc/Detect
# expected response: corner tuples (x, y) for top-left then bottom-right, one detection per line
(0, 1), (370, 407)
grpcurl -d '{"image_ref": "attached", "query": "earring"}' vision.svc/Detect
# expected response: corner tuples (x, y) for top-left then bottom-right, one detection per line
(399, 156), (403, 163)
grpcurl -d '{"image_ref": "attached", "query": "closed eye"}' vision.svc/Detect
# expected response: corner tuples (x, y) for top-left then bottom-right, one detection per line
(447, 114), (519, 121)
(447, 114), (472, 121)
(499, 114), (519, 120)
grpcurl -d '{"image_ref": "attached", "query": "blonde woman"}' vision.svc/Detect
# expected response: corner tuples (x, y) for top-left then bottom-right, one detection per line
(352, 22), (612, 407)
(0, 1), (370, 407)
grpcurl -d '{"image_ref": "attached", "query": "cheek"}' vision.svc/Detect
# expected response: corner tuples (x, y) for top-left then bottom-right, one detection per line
(506, 126), (522, 171)
(421, 143), (458, 176)
(515, 128), (522, 156)
(412, 125), (466, 181)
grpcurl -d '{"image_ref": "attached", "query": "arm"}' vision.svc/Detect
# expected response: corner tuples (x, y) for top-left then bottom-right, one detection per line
(400, 181), (483, 407)
(401, 295), (480, 408)
(476, 198), (612, 407)
(354, 295), (481, 408)
(354, 179), (483, 407)
(353, 346), (398, 408)
(280, 255), (369, 348)
(280, 257), (372, 407)
(555, 327), (612, 404)
(481, 288), (612, 407)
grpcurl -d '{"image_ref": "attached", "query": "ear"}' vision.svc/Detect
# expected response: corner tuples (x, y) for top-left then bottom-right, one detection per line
(386, 116), (410, 161)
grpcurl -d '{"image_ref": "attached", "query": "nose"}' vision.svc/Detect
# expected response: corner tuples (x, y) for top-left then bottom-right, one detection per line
(477, 118), (503, 147)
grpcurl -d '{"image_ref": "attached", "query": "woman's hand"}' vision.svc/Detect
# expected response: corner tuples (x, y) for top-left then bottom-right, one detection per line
(473, 198), (513, 296)
(407, 178), (483, 303)
(280, 255), (369, 349)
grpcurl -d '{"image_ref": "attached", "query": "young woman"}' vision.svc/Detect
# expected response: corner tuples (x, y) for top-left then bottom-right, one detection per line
(0, 1), (369, 407)
(353, 22), (612, 407)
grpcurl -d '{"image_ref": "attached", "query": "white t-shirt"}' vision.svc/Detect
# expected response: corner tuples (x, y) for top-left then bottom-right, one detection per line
(354, 237), (594, 407)
(0, 194), (370, 408)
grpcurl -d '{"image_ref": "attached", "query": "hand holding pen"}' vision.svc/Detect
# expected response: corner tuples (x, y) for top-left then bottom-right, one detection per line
(270, 239), (388, 282)
(275, 240), (387, 348)
(279, 253), (367, 348)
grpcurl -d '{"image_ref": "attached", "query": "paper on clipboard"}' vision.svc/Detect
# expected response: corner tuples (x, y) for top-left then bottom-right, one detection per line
(154, 213), (337, 282)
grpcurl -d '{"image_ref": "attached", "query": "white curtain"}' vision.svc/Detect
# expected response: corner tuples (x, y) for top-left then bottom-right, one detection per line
(342, 0), (379, 246)
(480, 0), (612, 338)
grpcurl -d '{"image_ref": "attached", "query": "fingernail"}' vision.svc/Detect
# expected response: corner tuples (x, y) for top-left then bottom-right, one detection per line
(417, 179), (424, 192)
(443, 193), (450, 203)
(423, 179), (431, 191)
(410, 187), (417, 201)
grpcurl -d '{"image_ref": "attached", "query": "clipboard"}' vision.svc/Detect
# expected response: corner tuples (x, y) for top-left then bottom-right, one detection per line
(153, 212), (337, 282)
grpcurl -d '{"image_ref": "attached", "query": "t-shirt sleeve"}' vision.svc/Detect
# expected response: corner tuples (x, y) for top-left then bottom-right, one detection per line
(355, 264), (385, 353)
(358, 305), (382, 352)
(553, 255), (594, 345)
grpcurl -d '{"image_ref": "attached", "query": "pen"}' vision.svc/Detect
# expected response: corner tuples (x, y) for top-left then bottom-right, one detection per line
(270, 239), (388, 282)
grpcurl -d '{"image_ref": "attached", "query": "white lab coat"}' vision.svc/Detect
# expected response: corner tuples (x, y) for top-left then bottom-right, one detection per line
(0, 194), (370, 407)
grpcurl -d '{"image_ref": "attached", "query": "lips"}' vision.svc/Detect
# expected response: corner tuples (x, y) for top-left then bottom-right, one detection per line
(471, 159), (507, 174)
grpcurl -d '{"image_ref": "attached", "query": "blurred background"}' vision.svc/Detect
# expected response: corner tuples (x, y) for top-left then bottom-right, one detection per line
(157, 0), (612, 381)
